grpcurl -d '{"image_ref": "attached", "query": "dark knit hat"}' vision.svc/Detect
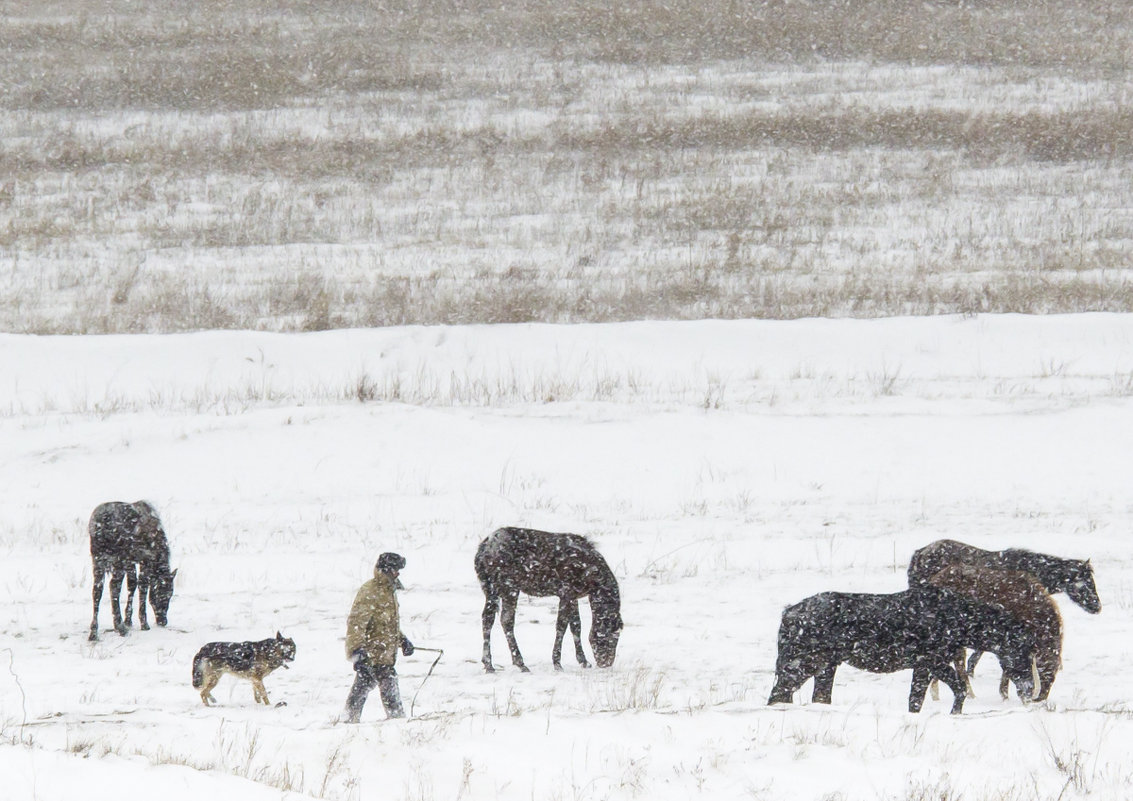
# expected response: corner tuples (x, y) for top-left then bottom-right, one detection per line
(377, 552), (407, 573)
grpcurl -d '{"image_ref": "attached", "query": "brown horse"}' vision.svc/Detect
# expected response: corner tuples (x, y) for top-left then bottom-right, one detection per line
(475, 527), (622, 672)
(928, 564), (1061, 702)
(908, 539), (1100, 614)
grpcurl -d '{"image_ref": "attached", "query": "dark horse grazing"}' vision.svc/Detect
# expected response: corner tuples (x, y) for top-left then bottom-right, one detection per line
(767, 587), (1037, 714)
(88, 501), (177, 641)
(475, 527), (622, 672)
(928, 564), (1062, 702)
(908, 538), (1099, 680)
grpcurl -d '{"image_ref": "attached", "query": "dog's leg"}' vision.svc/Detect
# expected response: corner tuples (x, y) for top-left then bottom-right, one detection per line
(201, 674), (220, 706)
(253, 678), (269, 705)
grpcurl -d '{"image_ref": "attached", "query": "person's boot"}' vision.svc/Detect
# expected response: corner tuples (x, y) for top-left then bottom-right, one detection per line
(343, 674), (371, 723)
(378, 673), (405, 719)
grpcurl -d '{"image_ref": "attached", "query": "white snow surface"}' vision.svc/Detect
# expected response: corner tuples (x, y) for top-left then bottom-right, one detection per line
(1, 314), (1131, 800)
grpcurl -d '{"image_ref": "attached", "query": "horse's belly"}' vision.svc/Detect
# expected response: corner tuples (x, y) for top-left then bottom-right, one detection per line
(845, 641), (916, 674)
(521, 580), (569, 598)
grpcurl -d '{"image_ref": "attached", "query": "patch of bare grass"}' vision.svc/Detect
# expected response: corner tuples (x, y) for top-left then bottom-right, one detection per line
(2, 0), (1132, 331)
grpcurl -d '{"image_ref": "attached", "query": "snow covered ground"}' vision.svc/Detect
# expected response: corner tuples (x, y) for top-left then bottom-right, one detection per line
(1, 314), (1131, 800)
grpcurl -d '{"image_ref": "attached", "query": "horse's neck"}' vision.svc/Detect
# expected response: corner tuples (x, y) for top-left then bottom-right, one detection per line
(589, 572), (620, 613)
(141, 542), (171, 574)
(998, 550), (1062, 588)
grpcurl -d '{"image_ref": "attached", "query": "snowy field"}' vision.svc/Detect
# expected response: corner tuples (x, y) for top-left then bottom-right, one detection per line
(1, 313), (1131, 800)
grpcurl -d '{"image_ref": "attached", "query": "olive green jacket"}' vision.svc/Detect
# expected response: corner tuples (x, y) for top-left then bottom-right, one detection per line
(345, 569), (401, 666)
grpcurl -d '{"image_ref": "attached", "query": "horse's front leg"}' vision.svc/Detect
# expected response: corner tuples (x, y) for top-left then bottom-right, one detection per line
(480, 593), (500, 672)
(909, 664), (933, 713)
(567, 599), (589, 668)
(136, 570), (150, 630)
(500, 593), (529, 672)
(552, 598), (570, 671)
(109, 567), (128, 636)
(123, 564), (137, 628)
(89, 564), (105, 641)
(811, 663), (836, 704)
(923, 658), (966, 714)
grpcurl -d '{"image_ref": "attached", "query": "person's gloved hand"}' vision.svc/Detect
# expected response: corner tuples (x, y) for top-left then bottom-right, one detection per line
(400, 636), (415, 657)
(351, 648), (368, 666)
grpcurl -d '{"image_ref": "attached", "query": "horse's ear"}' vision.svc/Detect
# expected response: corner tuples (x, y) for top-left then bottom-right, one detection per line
(171, 568), (179, 579)
(276, 631), (283, 639)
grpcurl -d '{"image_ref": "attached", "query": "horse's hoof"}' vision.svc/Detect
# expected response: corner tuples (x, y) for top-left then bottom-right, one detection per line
(553, 664), (564, 672)
(88, 632), (99, 642)
(519, 665), (531, 673)
(141, 623), (150, 631)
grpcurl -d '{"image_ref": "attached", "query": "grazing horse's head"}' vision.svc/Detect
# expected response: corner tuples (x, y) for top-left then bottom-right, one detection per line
(150, 567), (177, 627)
(1062, 559), (1101, 614)
(590, 606), (623, 668)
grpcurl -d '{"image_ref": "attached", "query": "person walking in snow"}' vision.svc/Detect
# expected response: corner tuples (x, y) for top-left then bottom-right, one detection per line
(343, 551), (414, 722)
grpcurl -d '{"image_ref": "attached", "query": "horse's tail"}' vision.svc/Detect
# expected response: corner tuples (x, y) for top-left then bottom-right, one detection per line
(191, 651), (206, 688)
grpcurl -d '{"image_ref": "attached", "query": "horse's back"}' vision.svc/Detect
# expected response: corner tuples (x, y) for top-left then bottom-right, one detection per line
(907, 539), (996, 586)
(88, 500), (165, 560)
(475, 526), (605, 597)
(89, 501), (137, 554)
(778, 588), (958, 671)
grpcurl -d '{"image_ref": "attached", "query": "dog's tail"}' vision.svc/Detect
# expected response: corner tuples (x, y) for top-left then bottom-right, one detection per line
(191, 651), (206, 688)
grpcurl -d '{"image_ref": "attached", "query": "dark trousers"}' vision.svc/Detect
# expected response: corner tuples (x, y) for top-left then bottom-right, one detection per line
(345, 661), (404, 722)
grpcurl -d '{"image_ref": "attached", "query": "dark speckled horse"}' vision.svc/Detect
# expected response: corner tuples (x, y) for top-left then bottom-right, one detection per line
(767, 586), (1037, 714)
(475, 527), (622, 672)
(88, 501), (177, 641)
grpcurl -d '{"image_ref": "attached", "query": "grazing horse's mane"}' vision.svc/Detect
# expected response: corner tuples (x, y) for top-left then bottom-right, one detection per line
(999, 549), (1082, 584)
